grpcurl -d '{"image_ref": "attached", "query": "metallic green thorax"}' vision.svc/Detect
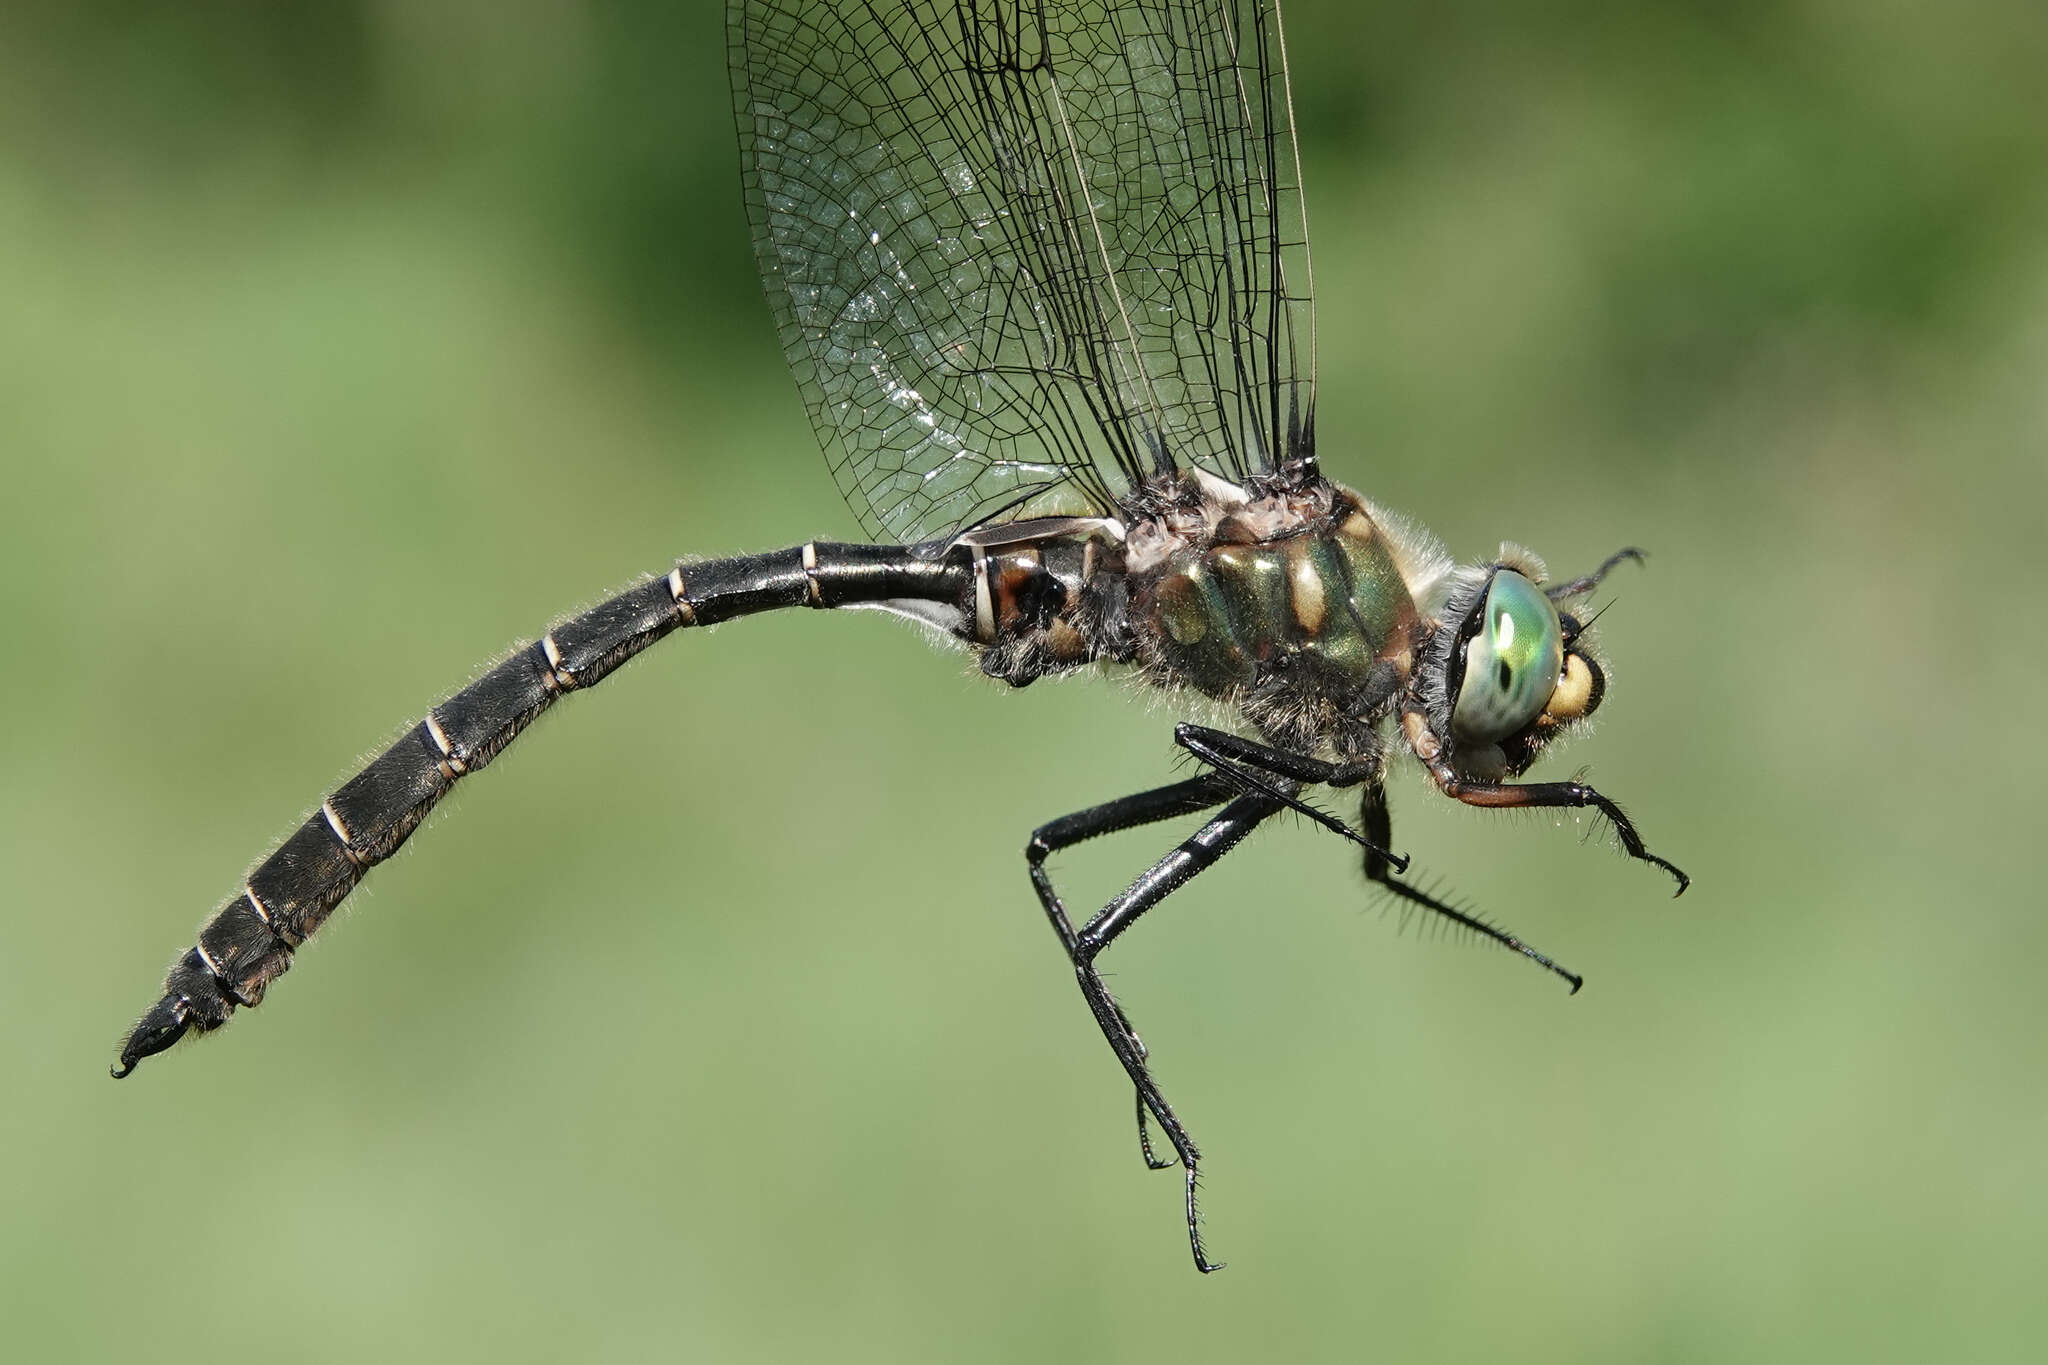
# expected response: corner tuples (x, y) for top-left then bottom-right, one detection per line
(1141, 503), (1419, 700)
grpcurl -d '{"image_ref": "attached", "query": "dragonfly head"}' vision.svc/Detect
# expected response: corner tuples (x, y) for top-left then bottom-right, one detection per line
(1419, 549), (1607, 779)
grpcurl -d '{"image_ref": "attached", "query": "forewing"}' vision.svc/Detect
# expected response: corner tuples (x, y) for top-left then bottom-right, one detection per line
(731, 0), (1317, 543)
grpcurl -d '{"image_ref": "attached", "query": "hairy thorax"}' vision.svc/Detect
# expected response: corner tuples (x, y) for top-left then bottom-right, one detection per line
(960, 473), (1450, 763)
(1124, 475), (1431, 758)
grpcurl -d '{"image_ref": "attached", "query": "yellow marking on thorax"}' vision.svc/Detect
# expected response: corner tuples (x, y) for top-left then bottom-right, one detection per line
(1286, 540), (1326, 635)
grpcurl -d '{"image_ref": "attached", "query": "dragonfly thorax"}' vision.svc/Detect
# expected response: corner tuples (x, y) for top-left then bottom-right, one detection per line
(1117, 477), (1429, 758)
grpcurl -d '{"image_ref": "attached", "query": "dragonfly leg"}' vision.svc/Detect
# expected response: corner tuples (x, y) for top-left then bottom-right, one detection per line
(1357, 785), (1582, 992)
(1172, 722), (1375, 786)
(1404, 713), (1689, 894)
(1026, 774), (1236, 1170)
(1171, 724), (1407, 869)
(1175, 725), (1579, 989)
(1545, 546), (1646, 600)
(1065, 791), (1287, 1273)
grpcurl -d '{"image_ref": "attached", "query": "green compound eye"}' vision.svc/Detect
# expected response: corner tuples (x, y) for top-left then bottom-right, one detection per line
(1451, 570), (1564, 744)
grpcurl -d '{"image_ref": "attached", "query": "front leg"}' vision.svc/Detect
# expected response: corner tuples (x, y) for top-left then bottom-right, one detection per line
(1546, 546), (1645, 601)
(1403, 712), (1689, 893)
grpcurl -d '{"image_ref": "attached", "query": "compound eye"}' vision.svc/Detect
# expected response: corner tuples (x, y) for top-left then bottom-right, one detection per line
(1451, 570), (1564, 744)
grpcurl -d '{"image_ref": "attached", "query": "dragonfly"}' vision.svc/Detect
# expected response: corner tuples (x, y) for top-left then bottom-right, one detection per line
(113, 0), (1686, 1272)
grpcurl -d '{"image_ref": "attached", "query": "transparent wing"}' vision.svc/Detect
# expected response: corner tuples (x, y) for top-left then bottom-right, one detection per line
(731, 0), (1317, 544)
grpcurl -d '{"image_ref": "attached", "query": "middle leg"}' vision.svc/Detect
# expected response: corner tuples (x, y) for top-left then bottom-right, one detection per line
(1173, 724), (1581, 987)
(1170, 724), (1407, 870)
(1357, 783), (1582, 992)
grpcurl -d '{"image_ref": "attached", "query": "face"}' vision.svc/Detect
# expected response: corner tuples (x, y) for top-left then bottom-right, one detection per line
(1444, 568), (1605, 769)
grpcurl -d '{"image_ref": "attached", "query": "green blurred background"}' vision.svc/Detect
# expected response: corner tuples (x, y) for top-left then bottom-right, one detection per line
(4, 2), (2044, 1360)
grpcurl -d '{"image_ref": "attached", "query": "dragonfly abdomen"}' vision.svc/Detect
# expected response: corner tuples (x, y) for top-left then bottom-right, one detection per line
(113, 542), (973, 1077)
(957, 517), (1131, 685)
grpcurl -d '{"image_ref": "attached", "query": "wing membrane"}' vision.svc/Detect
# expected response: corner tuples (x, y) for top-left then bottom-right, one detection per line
(731, 0), (1316, 543)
